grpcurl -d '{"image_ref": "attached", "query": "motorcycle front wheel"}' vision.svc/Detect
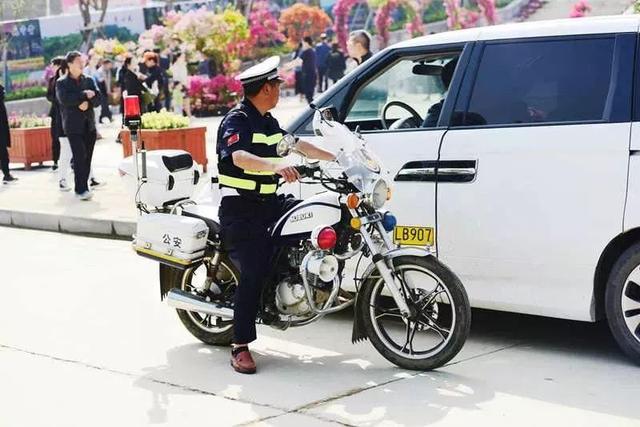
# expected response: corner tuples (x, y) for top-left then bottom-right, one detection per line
(359, 255), (471, 371)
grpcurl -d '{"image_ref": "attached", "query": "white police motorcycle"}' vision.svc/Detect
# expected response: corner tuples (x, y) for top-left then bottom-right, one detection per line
(122, 107), (471, 370)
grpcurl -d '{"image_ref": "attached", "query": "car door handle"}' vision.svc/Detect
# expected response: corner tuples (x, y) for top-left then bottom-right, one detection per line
(395, 160), (477, 183)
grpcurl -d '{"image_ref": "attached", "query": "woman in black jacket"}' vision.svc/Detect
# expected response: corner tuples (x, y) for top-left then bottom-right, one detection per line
(46, 56), (66, 171)
(122, 56), (148, 114)
(0, 83), (16, 184)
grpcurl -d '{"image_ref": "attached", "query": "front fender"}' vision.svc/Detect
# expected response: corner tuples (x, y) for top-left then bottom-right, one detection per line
(359, 247), (435, 284)
(351, 246), (435, 343)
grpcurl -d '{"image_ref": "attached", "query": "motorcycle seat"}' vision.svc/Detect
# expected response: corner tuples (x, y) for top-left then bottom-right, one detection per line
(181, 204), (221, 240)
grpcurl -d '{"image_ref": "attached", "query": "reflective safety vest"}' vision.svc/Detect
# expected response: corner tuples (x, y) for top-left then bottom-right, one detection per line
(218, 131), (283, 196)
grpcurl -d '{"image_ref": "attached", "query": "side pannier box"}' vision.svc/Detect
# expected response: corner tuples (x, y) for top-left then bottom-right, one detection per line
(134, 213), (209, 268)
(119, 150), (200, 209)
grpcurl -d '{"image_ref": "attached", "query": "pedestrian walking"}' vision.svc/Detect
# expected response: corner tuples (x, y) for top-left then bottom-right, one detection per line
(121, 56), (148, 114)
(95, 58), (114, 123)
(292, 42), (304, 101)
(347, 30), (373, 65)
(300, 37), (317, 104)
(47, 57), (72, 191)
(142, 52), (164, 113)
(156, 48), (172, 110)
(169, 51), (190, 116)
(315, 34), (331, 93)
(0, 83), (17, 184)
(46, 56), (65, 171)
(56, 51), (101, 200)
(326, 43), (347, 85)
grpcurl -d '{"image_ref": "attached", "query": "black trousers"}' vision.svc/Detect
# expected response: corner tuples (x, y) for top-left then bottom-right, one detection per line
(219, 194), (299, 344)
(317, 67), (328, 92)
(98, 82), (112, 121)
(67, 131), (96, 194)
(50, 120), (60, 163)
(0, 144), (9, 177)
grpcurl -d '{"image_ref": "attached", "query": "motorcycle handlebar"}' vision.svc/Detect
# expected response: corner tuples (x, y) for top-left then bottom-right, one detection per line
(294, 164), (317, 179)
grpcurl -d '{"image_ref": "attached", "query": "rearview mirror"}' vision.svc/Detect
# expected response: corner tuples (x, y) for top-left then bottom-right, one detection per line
(276, 134), (299, 157)
(320, 106), (339, 122)
(412, 64), (442, 76)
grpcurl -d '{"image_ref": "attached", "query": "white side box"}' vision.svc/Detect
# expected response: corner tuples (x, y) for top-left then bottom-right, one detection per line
(134, 213), (209, 266)
(119, 150), (201, 209)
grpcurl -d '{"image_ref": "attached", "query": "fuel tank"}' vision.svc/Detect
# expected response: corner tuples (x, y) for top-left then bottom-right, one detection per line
(271, 192), (342, 238)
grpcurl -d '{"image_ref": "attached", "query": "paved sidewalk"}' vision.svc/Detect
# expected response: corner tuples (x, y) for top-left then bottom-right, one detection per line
(0, 97), (308, 238)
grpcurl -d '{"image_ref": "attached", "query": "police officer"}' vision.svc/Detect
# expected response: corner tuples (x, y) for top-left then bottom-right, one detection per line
(216, 56), (335, 374)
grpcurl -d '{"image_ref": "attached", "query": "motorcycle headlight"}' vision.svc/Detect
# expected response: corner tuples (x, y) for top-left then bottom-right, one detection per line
(368, 179), (389, 209)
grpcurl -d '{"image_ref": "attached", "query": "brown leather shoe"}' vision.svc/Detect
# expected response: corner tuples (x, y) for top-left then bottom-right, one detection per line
(230, 346), (256, 374)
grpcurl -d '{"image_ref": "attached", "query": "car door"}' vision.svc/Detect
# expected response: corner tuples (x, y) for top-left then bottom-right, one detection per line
(437, 33), (636, 321)
(297, 43), (473, 242)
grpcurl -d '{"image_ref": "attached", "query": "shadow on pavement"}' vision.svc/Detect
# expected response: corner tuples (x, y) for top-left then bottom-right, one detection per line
(134, 308), (639, 426)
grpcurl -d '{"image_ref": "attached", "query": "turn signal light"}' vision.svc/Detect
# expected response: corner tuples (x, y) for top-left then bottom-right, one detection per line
(346, 193), (360, 209)
(312, 226), (337, 250)
(350, 218), (362, 230)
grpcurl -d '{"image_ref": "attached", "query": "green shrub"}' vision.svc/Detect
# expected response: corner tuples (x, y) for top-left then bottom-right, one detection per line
(5, 86), (48, 102)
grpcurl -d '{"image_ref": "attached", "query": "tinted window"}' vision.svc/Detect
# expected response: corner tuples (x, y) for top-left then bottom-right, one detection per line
(458, 37), (615, 126)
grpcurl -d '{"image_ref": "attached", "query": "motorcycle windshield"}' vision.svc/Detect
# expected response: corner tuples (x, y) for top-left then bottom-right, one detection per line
(313, 111), (383, 193)
(335, 147), (382, 193)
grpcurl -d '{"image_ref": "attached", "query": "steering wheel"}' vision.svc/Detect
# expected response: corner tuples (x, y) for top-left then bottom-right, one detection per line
(381, 101), (423, 130)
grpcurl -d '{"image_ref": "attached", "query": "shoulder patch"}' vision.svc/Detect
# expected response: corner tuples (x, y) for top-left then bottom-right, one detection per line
(227, 133), (240, 146)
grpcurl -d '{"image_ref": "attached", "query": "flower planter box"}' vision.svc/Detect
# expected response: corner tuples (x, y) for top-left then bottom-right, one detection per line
(8, 126), (52, 170)
(119, 126), (208, 172)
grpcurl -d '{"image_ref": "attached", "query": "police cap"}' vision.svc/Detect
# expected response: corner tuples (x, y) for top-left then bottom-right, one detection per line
(236, 56), (285, 86)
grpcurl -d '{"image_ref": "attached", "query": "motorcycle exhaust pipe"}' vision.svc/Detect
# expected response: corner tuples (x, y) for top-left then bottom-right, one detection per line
(166, 288), (234, 319)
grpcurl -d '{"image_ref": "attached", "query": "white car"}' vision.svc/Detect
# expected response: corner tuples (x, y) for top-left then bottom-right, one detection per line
(288, 15), (640, 362)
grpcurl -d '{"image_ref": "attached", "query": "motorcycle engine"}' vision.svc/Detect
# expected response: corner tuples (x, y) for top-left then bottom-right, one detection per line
(275, 247), (331, 316)
(275, 278), (311, 316)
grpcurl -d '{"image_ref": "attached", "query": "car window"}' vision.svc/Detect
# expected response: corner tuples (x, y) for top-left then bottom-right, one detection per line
(345, 54), (459, 130)
(457, 37), (615, 127)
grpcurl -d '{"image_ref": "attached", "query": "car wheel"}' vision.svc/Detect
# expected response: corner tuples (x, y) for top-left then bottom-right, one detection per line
(606, 243), (640, 364)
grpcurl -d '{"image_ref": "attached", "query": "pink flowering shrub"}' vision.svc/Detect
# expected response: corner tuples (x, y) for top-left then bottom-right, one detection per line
(249, 1), (285, 47)
(444, 0), (480, 30)
(333, 0), (364, 52)
(188, 75), (244, 113)
(405, 12), (425, 38)
(375, 1), (394, 48)
(279, 70), (296, 89)
(11, 78), (46, 91)
(477, 0), (498, 25)
(569, 0), (591, 18)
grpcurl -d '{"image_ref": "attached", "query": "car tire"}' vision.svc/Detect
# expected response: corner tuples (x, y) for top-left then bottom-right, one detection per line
(605, 242), (640, 364)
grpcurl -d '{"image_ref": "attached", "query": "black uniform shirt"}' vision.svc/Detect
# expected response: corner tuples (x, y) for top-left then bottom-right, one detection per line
(217, 98), (286, 160)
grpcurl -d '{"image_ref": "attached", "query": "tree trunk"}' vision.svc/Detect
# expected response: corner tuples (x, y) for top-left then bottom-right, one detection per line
(78, 0), (109, 53)
(79, 0), (92, 53)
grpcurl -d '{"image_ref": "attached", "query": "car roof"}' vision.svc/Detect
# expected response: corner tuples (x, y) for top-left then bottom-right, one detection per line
(393, 15), (640, 49)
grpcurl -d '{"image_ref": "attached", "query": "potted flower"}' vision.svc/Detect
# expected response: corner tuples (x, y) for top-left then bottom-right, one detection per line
(119, 110), (208, 171)
(7, 113), (52, 170)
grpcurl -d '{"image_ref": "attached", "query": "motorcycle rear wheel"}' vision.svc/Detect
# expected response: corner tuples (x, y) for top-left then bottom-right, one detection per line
(359, 255), (471, 371)
(167, 254), (238, 346)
